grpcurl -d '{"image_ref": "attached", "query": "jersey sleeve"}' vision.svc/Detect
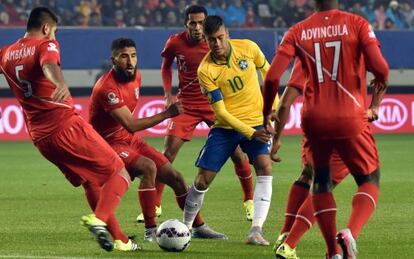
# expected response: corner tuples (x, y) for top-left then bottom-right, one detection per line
(276, 28), (296, 58)
(97, 84), (125, 113)
(160, 36), (175, 59)
(197, 65), (218, 95)
(250, 40), (268, 69)
(287, 58), (305, 91)
(38, 40), (61, 66)
(357, 17), (379, 48)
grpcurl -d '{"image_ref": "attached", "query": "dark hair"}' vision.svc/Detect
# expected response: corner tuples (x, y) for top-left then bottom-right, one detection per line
(111, 38), (136, 54)
(27, 7), (58, 31)
(203, 15), (224, 35)
(184, 5), (207, 24)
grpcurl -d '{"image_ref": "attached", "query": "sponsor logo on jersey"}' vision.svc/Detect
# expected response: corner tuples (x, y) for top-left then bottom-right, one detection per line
(119, 151), (129, 158)
(238, 59), (248, 70)
(47, 43), (59, 53)
(373, 98), (408, 130)
(107, 92), (120, 105)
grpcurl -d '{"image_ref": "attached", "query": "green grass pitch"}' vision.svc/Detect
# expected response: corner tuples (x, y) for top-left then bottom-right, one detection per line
(0, 134), (413, 258)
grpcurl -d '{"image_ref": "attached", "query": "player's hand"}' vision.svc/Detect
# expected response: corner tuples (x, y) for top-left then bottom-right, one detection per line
(164, 94), (174, 109)
(264, 114), (276, 135)
(270, 139), (282, 163)
(166, 101), (183, 118)
(367, 106), (379, 122)
(252, 128), (272, 144)
(51, 84), (70, 103)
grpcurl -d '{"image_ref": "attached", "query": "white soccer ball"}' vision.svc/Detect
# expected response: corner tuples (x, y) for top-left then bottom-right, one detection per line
(156, 219), (191, 252)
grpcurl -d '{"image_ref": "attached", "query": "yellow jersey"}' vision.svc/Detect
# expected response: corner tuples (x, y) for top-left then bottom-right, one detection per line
(198, 39), (270, 138)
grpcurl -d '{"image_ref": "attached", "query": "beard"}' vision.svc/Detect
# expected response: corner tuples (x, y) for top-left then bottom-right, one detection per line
(114, 65), (137, 82)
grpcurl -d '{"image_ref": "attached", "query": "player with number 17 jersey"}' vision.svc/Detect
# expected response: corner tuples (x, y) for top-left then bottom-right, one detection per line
(0, 38), (77, 142)
(274, 10), (380, 139)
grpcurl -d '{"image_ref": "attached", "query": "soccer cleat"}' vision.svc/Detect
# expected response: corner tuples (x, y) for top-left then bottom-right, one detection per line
(81, 214), (113, 252)
(136, 206), (162, 223)
(275, 242), (300, 259)
(144, 226), (157, 242)
(273, 232), (289, 252)
(336, 228), (357, 259)
(114, 238), (141, 251)
(192, 224), (228, 239)
(245, 226), (270, 246)
(243, 199), (254, 221)
(327, 254), (343, 259)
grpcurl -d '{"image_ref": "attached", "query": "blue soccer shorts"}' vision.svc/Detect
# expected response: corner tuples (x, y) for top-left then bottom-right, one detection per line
(195, 126), (271, 172)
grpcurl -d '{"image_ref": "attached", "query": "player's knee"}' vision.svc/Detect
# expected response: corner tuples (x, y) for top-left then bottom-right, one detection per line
(297, 164), (313, 185)
(353, 168), (380, 187)
(230, 148), (246, 164)
(312, 167), (333, 193)
(194, 170), (214, 191)
(133, 157), (157, 178)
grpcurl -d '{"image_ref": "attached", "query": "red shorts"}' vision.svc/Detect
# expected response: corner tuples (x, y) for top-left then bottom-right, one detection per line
(35, 116), (124, 187)
(167, 105), (215, 141)
(305, 124), (379, 176)
(302, 137), (349, 184)
(110, 134), (169, 175)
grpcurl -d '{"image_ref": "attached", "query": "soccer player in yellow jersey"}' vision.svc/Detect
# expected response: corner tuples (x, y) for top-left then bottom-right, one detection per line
(183, 15), (274, 246)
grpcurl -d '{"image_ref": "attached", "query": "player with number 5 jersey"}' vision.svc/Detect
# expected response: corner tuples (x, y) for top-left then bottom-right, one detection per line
(0, 7), (133, 252)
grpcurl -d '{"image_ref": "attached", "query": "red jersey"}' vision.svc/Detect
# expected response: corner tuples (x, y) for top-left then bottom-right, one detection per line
(277, 10), (379, 138)
(89, 69), (141, 142)
(161, 31), (210, 105)
(0, 37), (77, 142)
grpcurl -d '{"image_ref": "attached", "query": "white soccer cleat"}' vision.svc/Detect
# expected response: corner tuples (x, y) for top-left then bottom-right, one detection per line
(336, 228), (357, 259)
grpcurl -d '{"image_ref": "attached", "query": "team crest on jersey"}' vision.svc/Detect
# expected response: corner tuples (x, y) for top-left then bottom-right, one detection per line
(238, 59), (248, 70)
(135, 87), (140, 100)
(107, 92), (119, 105)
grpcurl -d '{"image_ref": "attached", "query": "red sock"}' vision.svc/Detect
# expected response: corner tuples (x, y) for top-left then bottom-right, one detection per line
(285, 196), (315, 248)
(83, 182), (128, 242)
(95, 174), (129, 223)
(347, 183), (379, 239)
(155, 180), (165, 207)
(176, 190), (204, 227)
(234, 159), (254, 201)
(312, 192), (339, 257)
(138, 187), (157, 228)
(281, 181), (310, 233)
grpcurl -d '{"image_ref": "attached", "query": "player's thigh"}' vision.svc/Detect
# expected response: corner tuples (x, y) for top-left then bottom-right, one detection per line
(306, 138), (334, 168)
(167, 112), (201, 141)
(240, 126), (271, 165)
(230, 145), (248, 164)
(36, 118), (123, 187)
(111, 142), (145, 179)
(163, 135), (185, 162)
(195, 128), (240, 173)
(135, 139), (169, 171)
(330, 151), (349, 184)
(335, 126), (379, 176)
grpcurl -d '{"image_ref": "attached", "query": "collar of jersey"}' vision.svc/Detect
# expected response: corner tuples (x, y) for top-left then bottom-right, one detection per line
(210, 42), (232, 68)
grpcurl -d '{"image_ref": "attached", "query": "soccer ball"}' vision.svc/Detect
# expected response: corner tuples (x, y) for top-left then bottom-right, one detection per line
(156, 219), (191, 252)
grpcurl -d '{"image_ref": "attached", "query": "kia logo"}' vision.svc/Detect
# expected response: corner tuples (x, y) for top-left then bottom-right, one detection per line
(138, 100), (169, 134)
(373, 98), (408, 130)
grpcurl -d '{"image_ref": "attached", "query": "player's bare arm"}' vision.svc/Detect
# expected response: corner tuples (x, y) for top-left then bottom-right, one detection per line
(110, 102), (183, 133)
(42, 62), (70, 103)
(270, 86), (301, 162)
(161, 56), (175, 108)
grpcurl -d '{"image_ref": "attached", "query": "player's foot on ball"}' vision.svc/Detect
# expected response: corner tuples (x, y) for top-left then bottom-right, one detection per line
(136, 206), (162, 224)
(275, 242), (300, 259)
(81, 214), (113, 252)
(243, 199), (254, 221)
(192, 224), (228, 239)
(144, 226), (157, 242)
(336, 228), (357, 259)
(114, 237), (141, 251)
(273, 232), (289, 252)
(245, 226), (270, 246)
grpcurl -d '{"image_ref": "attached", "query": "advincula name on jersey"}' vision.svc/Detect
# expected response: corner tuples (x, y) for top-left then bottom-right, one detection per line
(301, 24), (349, 40)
